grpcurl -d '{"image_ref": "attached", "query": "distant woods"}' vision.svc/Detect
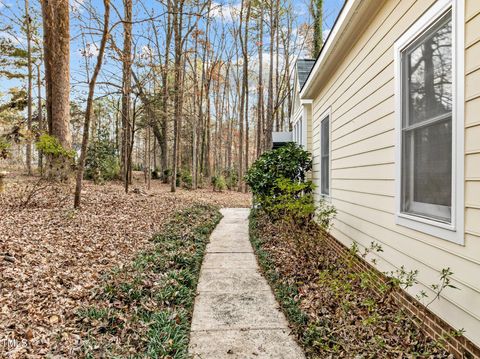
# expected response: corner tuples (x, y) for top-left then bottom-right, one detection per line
(0, 0), (325, 205)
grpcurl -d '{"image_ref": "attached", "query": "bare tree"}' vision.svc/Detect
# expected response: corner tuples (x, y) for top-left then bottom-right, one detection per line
(121, 0), (133, 193)
(74, 0), (110, 208)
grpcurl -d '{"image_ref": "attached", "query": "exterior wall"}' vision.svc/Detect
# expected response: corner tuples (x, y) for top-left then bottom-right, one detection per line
(310, 0), (480, 351)
(292, 103), (312, 153)
(465, 1), (480, 242)
(306, 105), (312, 154)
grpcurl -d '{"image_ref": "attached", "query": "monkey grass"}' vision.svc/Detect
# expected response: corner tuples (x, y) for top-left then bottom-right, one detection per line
(78, 204), (222, 358)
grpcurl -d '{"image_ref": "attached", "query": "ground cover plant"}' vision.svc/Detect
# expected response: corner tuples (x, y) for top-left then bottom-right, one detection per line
(0, 174), (250, 357)
(78, 204), (222, 358)
(246, 143), (454, 358)
(249, 212), (454, 358)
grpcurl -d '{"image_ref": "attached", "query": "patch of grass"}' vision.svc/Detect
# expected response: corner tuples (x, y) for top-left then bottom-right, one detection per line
(77, 204), (222, 358)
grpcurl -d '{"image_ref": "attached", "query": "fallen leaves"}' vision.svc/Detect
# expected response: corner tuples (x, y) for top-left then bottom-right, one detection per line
(250, 212), (451, 359)
(0, 174), (250, 357)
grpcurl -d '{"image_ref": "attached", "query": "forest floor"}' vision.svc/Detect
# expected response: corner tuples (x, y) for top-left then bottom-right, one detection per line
(0, 172), (251, 357)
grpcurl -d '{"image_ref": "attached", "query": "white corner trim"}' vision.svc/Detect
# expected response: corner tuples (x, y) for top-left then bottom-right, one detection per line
(393, 0), (465, 245)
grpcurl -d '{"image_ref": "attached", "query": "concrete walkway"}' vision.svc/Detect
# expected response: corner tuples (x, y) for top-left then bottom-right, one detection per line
(189, 208), (305, 359)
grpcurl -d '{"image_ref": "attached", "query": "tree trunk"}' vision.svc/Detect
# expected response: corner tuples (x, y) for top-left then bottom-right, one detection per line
(192, 19), (199, 189)
(265, 0), (276, 149)
(256, 5), (264, 157)
(122, 0), (132, 193)
(25, 0), (33, 175)
(159, 3), (172, 182)
(37, 63), (44, 174)
(238, 0), (251, 192)
(41, 0), (72, 180)
(74, 0), (110, 208)
(310, 0), (323, 58)
(171, 0), (185, 192)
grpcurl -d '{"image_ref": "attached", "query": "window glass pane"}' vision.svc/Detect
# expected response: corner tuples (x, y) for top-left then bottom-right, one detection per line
(404, 11), (452, 126)
(402, 119), (452, 222)
(321, 117), (330, 195)
(401, 10), (453, 224)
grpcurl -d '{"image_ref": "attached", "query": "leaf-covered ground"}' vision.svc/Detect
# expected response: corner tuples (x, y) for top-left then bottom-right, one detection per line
(249, 210), (453, 359)
(0, 174), (250, 357)
(79, 204), (222, 358)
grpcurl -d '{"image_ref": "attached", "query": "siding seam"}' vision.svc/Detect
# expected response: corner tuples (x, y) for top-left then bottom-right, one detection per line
(332, 96), (394, 133)
(332, 161), (394, 171)
(331, 200), (480, 266)
(466, 121), (480, 129)
(332, 224), (480, 320)
(332, 132), (395, 155)
(466, 229), (480, 237)
(465, 37), (480, 50)
(332, 176), (395, 181)
(466, 64), (480, 76)
(465, 9), (480, 23)
(331, 187), (394, 198)
(331, 60), (394, 117)
(333, 79), (393, 123)
(333, 110), (394, 141)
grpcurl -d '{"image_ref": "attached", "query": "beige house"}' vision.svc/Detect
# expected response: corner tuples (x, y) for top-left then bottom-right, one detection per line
(297, 0), (480, 353)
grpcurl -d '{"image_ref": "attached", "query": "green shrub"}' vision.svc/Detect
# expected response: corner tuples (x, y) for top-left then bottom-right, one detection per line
(162, 169), (171, 183)
(36, 134), (75, 159)
(151, 168), (161, 180)
(132, 163), (143, 171)
(176, 172), (181, 187)
(317, 199), (337, 231)
(212, 175), (227, 192)
(246, 143), (336, 227)
(223, 168), (238, 190)
(85, 130), (119, 183)
(264, 177), (316, 224)
(181, 170), (192, 189)
(0, 137), (10, 160)
(245, 142), (312, 200)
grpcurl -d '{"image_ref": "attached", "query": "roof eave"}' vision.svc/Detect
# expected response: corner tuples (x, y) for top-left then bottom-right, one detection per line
(300, 0), (366, 100)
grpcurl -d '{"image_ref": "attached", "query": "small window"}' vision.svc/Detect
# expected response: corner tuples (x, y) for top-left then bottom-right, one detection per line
(320, 115), (330, 196)
(400, 10), (452, 224)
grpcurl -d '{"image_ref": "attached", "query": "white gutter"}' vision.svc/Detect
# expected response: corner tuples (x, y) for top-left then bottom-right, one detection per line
(300, 0), (364, 99)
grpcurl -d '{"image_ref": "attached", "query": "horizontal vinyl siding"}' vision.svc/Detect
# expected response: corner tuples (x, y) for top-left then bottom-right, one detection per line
(465, 3), (480, 246)
(310, 0), (480, 347)
(307, 107), (313, 153)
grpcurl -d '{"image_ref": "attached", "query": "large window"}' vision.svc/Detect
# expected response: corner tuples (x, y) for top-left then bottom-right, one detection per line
(320, 115), (330, 196)
(401, 10), (452, 223)
(394, 0), (464, 244)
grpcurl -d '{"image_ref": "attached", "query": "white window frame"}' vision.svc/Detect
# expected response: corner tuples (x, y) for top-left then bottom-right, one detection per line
(394, 0), (464, 245)
(319, 108), (332, 198)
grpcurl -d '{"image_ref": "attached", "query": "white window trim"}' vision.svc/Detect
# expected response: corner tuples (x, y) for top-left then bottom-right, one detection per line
(302, 106), (308, 149)
(393, 0), (465, 245)
(319, 108), (332, 199)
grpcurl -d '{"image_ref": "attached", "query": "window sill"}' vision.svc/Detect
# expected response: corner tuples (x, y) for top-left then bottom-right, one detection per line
(395, 213), (464, 245)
